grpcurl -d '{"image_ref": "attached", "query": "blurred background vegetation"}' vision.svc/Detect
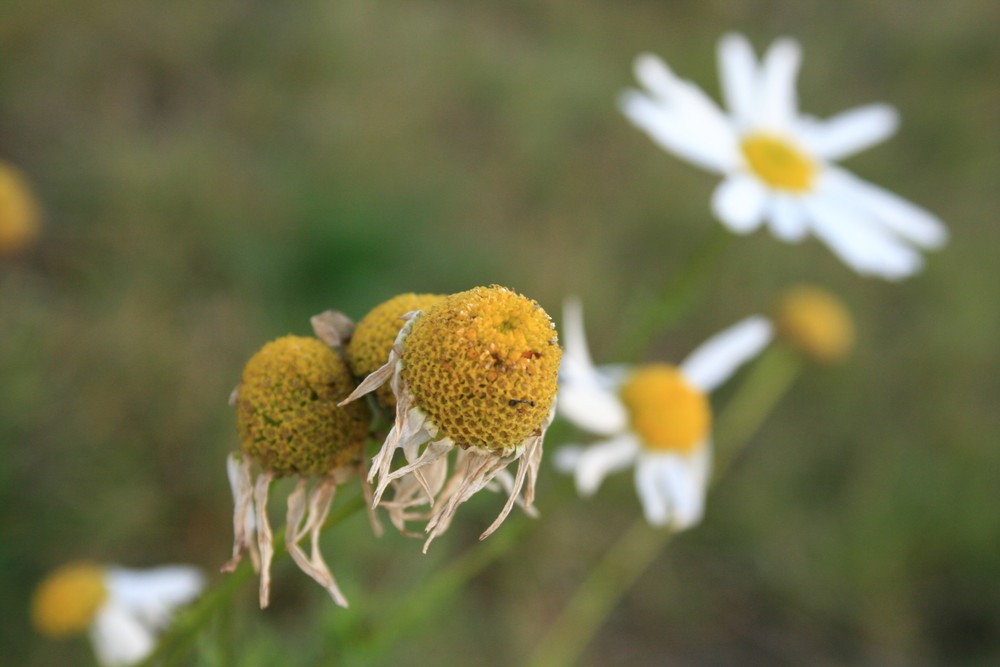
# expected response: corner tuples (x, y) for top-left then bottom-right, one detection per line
(2, 0), (998, 664)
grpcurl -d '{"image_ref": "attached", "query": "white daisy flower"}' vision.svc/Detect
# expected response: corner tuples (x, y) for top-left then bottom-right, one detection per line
(555, 299), (773, 529)
(31, 562), (205, 667)
(620, 32), (948, 280)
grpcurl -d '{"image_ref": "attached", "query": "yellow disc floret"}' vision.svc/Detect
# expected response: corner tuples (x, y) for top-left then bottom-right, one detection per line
(741, 133), (816, 192)
(31, 562), (107, 638)
(401, 285), (561, 452)
(774, 286), (854, 364)
(0, 161), (41, 257)
(620, 365), (710, 453)
(346, 293), (445, 409)
(236, 336), (370, 477)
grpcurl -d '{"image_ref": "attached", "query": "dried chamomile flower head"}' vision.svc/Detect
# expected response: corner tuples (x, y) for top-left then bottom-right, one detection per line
(0, 161), (41, 257)
(346, 293), (445, 410)
(341, 285), (561, 551)
(774, 285), (854, 363)
(32, 562), (204, 667)
(224, 333), (373, 609)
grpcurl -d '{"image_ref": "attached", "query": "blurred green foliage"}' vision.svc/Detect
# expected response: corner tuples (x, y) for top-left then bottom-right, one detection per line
(2, 0), (998, 665)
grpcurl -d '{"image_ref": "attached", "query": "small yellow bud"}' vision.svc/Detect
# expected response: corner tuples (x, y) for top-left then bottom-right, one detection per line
(0, 161), (41, 257)
(774, 286), (854, 363)
(236, 336), (370, 476)
(346, 293), (445, 409)
(31, 563), (107, 638)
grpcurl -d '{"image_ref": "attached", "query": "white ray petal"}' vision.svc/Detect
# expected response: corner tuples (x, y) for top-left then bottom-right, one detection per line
(822, 167), (948, 249)
(105, 566), (204, 628)
(635, 457), (670, 526)
(718, 32), (758, 128)
(681, 316), (774, 393)
(757, 37), (801, 130)
(90, 602), (156, 667)
(711, 174), (769, 234)
(660, 447), (711, 530)
(766, 195), (809, 242)
(562, 435), (641, 496)
(557, 298), (628, 435)
(619, 65), (739, 174)
(801, 103), (899, 161)
(804, 189), (924, 280)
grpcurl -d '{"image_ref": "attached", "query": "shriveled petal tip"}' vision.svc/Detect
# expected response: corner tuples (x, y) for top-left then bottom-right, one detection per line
(712, 175), (768, 234)
(802, 103), (899, 161)
(681, 315), (774, 393)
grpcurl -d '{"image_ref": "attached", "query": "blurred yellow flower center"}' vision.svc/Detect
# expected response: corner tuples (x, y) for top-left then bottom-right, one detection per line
(31, 563), (107, 637)
(402, 285), (561, 452)
(741, 133), (816, 192)
(237, 336), (370, 476)
(620, 365), (710, 453)
(346, 292), (445, 409)
(774, 286), (854, 363)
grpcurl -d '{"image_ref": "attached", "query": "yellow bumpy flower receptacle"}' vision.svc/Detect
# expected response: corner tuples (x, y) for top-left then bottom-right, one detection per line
(401, 285), (561, 452)
(237, 336), (370, 476)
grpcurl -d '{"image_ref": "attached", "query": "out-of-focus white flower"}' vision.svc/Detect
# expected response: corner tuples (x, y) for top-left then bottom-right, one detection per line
(620, 32), (948, 280)
(31, 562), (205, 667)
(555, 299), (772, 529)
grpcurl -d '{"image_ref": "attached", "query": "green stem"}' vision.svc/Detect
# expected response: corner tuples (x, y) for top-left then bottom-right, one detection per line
(527, 347), (802, 667)
(137, 493), (366, 667)
(615, 227), (731, 363)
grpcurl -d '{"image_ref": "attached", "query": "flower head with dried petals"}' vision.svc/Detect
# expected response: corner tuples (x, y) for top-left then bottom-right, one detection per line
(620, 32), (948, 280)
(32, 562), (204, 667)
(224, 329), (372, 608)
(341, 285), (561, 551)
(555, 299), (772, 529)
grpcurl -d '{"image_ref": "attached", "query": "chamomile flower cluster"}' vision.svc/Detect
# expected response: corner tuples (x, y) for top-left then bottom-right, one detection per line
(31, 562), (204, 667)
(555, 299), (773, 529)
(620, 32), (948, 280)
(341, 285), (561, 551)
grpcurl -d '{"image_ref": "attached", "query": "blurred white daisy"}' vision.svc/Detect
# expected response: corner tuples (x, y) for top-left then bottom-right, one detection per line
(32, 562), (205, 667)
(555, 299), (772, 529)
(620, 32), (948, 280)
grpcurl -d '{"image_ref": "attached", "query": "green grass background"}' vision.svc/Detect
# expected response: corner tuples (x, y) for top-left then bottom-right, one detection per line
(2, 0), (998, 664)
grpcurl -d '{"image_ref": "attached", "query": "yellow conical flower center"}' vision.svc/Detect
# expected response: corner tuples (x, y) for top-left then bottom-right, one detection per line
(620, 365), (710, 453)
(0, 161), (41, 257)
(741, 133), (816, 192)
(401, 285), (561, 452)
(346, 293), (445, 409)
(774, 286), (854, 364)
(237, 336), (371, 476)
(31, 563), (107, 637)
